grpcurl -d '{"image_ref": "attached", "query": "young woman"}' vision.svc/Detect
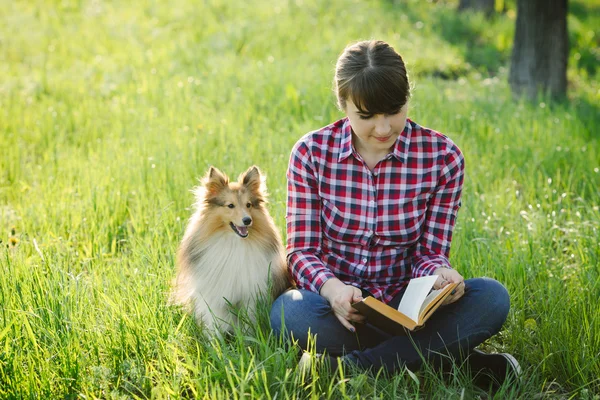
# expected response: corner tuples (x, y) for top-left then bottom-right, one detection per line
(270, 40), (520, 384)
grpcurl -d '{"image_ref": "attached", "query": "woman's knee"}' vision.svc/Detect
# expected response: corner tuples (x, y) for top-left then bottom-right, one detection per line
(466, 277), (511, 329)
(269, 289), (329, 335)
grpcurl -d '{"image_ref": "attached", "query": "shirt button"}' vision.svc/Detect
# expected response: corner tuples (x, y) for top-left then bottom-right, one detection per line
(362, 257), (368, 263)
(370, 200), (376, 206)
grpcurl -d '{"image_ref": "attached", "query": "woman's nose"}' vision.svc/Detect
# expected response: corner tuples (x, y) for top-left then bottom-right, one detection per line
(375, 116), (391, 134)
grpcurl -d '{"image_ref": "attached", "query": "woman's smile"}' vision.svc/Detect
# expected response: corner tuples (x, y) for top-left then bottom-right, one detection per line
(374, 134), (393, 142)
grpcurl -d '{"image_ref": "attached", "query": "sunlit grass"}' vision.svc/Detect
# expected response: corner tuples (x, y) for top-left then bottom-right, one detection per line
(1, 0), (599, 398)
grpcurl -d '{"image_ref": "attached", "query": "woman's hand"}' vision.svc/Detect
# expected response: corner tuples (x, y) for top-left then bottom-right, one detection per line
(319, 278), (366, 332)
(433, 267), (465, 305)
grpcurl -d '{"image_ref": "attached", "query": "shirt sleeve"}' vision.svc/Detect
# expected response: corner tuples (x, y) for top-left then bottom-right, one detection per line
(286, 140), (336, 293)
(411, 144), (465, 277)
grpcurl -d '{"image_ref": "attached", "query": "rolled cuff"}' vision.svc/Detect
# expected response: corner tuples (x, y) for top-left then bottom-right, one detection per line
(412, 255), (452, 277)
(288, 251), (337, 294)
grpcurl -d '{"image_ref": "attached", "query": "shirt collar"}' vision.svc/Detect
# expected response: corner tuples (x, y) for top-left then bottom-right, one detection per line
(338, 118), (354, 162)
(337, 117), (413, 164)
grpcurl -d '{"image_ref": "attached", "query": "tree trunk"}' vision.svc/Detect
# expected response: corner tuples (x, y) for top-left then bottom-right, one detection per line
(509, 0), (568, 100)
(458, 0), (495, 15)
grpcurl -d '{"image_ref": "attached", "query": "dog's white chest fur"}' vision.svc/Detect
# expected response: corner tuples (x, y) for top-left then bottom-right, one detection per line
(191, 233), (274, 308)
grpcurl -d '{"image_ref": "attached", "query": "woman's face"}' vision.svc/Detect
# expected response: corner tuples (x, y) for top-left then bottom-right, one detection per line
(345, 99), (408, 154)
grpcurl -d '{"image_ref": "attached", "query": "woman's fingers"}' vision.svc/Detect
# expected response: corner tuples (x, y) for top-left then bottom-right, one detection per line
(335, 312), (366, 331)
(329, 284), (369, 331)
(348, 309), (366, 324)
(445, 269), (464, 284)
(434, 274), (448, 290)
(332, 302), (366, 331)
(339, 303), (366, 321)
(335, 314), (356, 332)
(433, 268), (465, 289)
(443, 281), (466, 305)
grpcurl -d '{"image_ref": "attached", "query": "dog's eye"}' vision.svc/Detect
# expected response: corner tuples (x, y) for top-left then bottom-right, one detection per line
(246, 203), (251, 208)
(227, 204), (235, 209)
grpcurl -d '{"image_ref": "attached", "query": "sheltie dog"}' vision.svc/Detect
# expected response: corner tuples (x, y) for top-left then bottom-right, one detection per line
(174, 166), (290, 334)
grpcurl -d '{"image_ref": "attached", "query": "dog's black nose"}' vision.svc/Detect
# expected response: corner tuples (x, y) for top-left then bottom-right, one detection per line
(242, 217), (252, 226)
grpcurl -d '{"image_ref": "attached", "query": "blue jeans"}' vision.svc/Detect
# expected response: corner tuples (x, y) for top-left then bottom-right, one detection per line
(270, 277), (510, 373)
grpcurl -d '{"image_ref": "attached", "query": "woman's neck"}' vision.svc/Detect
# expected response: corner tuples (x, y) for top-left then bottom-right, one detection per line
(353, 140), (391, 171)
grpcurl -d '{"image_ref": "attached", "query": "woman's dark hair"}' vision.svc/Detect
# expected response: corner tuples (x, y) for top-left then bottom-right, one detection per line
(335, 40), (410, 114)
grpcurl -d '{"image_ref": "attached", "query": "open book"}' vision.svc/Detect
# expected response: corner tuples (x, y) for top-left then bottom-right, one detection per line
(352, 276), (459, 335)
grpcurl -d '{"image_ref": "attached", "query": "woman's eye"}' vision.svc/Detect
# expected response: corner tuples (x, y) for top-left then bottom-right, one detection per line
(359, 114), (373, 120)
(246, 203), (252, 208)
(227, 204), (235, 209)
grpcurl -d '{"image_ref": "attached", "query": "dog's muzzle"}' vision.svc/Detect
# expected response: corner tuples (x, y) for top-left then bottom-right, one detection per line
(230, 222), (249, 238)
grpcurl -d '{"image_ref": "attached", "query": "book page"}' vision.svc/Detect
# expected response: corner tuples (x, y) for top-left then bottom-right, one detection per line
(397, 276), (438, 324)
(419, 287), (445, 316)
(418, 282), (458, 321)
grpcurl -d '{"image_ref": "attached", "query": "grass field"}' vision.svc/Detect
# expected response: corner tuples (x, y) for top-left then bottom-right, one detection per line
(1, 0), (599, 398)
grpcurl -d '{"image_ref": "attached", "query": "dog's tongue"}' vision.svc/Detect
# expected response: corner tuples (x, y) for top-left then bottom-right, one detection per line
(237, 226), (248, 236)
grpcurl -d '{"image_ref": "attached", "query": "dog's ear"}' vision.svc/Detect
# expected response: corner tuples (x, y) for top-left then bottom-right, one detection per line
(202, 166), (229, 197)
(240, 166), (262, 192)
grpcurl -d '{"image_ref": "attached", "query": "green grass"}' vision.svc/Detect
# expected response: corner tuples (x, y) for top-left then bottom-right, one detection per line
(1, 0), (599, 398)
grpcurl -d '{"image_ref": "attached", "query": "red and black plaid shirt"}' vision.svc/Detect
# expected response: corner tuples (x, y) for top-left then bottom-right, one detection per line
(286, 117), (465, 304)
